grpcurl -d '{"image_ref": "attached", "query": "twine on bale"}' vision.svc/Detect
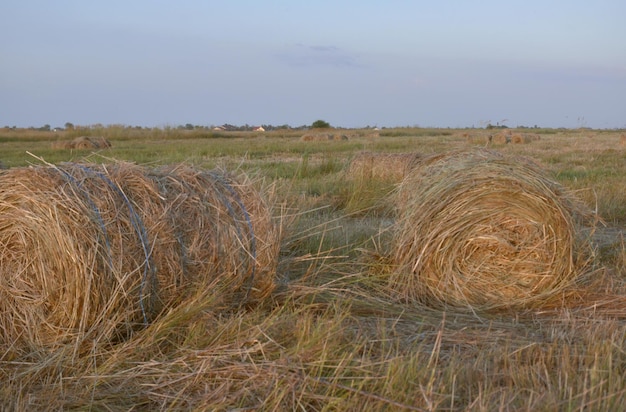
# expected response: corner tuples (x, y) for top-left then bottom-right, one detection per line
(390, 148), (595, 311)
(0, 161), (280, 353)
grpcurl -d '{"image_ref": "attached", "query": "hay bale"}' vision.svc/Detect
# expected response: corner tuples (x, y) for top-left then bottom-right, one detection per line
(465, 133), (491, 145)
(346, 152), (423, 183)
(492, 131), (512, 144)
(390, 148), (594, 310)
(511, 133), (540, 144)
(300, 132), (347, 141)
(54, 136), (112, 149)
(0, 162), (279, 352)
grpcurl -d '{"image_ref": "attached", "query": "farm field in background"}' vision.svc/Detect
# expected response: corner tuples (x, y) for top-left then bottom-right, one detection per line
(1, 126), (626, 410)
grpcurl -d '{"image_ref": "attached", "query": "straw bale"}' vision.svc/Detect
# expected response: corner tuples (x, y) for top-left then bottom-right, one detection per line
(300, 132), (347, 142)
(464, 133), (491, 145)
(346, 151), (423, 183)
(511, 133), (541, 144)
(492, 131), (512, 144)
(54, 136), (112, 149)
(0, 162), (279, 352)
(390, 148), (594, 310)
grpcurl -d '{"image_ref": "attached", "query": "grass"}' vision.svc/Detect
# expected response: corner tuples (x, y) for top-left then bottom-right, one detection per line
(1, 126), (626, 410)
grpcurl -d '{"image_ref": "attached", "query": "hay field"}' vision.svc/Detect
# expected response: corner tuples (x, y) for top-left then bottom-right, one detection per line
(1, 126), (626, 410)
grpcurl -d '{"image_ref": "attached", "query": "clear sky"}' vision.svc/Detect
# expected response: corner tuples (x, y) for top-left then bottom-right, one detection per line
(2, 1), (625, 129)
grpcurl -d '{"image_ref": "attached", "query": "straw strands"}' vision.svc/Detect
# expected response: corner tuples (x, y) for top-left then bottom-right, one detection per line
(0, 162), (280, 352)
(390, 148), (595, 310)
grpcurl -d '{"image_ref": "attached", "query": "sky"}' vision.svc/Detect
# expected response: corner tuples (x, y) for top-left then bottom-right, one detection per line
(1, 1), (625, 129)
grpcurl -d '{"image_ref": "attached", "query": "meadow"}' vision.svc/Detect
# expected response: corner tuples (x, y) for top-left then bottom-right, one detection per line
(1, 126), (626, 410)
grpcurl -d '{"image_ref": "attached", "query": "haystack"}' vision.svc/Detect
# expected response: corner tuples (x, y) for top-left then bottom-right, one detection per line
(53, 136), (112, 149)
(301, 132), (348, 142)
(390, 148), (594, 310)
(0, 162), (279, 352)
(346, 151), (423, 183)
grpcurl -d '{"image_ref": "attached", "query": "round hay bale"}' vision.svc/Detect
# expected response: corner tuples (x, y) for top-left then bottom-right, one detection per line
(492, 131), (511, 144)
(300, 132), (336, 142)
(346, 151), (423, 183)
(0, 162), (279, 352)
(88, 136), (112, 148)
(390, 148), (594, 310)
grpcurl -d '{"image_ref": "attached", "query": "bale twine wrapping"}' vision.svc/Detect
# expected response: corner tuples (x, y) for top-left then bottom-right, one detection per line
(390, 148), (594, 310)
(0, 162), (279, 351)
(346, 152), (423, 183)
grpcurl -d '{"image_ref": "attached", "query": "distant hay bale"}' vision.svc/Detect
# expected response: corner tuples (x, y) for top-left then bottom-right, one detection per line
(390, 148), (594, 310)
(511, 133), (541, 144)
(53, 136), (112, 150)
(0, 162), (280, 352)
(465, 133), (491, 145)
(300, 132), (348, 142)
(492, 131), (512, 144)
(346, 152), (423, 182)
(488, 131), (540, 145)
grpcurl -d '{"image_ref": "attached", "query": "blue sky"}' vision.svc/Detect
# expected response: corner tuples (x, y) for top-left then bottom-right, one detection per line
(2, 1), (625, 128)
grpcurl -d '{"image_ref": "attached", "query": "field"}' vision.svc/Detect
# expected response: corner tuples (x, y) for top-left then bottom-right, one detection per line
(1, 126), (626, 410)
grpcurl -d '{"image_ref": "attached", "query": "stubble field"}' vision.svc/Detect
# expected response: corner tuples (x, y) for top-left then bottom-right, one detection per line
(1, 126), (626, 410)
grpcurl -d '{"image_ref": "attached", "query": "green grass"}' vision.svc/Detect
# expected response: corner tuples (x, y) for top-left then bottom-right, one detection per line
(2, 126), (626, 410)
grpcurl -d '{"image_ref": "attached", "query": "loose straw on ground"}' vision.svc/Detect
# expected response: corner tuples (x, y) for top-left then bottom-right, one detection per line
(0, 162), (280, 353)
(390, 148), (595, 311)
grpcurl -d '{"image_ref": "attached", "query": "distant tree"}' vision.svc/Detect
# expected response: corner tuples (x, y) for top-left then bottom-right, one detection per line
(311, 119), (331, 129)
(64, 122), (75, 130)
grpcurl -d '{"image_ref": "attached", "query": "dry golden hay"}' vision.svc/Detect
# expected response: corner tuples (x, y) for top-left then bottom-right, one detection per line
(346, 151), (423, 182)
(511, 133), (541, 144)
(300, 132), (348, 142)
(53, 136), (112, 149)
(492, 131), (512, 144)
(620, 134), (626, 146)
(465, 133), (491, 145)
(0, 162), (280, 352)
(390, 148), (595, 310)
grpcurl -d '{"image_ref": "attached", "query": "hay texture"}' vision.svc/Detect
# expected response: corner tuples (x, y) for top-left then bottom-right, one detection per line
(0, 162), (279, 351)
(346, 151), (423, 183)
(490, 131), (540, 145)
(390, 148), (593, 310)
(301, 132), (348, 142)
(52, 136), (112, 149)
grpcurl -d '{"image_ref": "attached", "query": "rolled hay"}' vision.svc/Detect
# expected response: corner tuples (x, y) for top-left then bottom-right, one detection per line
(300, 132), (348, 142)
(511, 133), (541, 144)
(346, 151), (423, 183)
(53, 136), (112, 149)
(492, 131), (512, 144)
(0, 162), (279, 352)
(390, 148), (595, 310)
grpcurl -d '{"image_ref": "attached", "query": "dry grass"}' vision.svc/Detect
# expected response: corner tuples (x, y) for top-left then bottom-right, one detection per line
(345, 151), (423, 183)
(389, 148), (596, 310)
(0, 162), (280, 356)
